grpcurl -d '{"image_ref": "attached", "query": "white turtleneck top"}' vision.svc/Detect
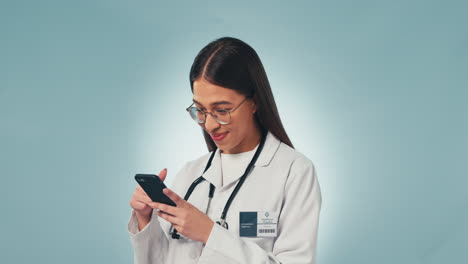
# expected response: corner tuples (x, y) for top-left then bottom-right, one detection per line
(220, 143), (259, 187)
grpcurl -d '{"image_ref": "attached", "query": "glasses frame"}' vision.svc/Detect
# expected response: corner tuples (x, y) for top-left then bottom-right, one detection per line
(185, 96), (250, 125)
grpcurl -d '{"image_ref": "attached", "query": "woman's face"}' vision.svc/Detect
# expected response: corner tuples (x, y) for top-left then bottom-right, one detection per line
(192, 78), (260, 154)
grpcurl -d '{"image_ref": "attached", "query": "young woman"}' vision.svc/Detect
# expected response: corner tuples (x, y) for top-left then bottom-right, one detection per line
(128, 37), (322, 264)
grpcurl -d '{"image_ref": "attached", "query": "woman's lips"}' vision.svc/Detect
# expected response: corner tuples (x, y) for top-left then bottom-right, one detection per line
(211, 132), (228, 142)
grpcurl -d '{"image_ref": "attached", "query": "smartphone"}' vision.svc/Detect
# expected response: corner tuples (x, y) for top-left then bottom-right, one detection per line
(134, 174), (176, 207)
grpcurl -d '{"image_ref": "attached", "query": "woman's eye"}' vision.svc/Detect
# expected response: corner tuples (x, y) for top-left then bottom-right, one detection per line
(215, 109), (229, 115)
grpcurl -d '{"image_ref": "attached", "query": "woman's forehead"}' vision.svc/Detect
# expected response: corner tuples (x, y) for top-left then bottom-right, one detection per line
(193, 79), (242, 103)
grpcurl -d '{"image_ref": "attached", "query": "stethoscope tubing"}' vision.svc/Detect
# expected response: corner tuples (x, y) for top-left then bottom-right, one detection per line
(171, 129), (267, 239)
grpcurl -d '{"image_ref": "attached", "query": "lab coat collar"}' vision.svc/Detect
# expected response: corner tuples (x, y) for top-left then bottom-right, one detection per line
(202, 130), (281, 189)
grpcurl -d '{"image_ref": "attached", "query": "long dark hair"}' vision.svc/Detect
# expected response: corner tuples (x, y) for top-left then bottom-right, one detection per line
(189, 36), (294, 152)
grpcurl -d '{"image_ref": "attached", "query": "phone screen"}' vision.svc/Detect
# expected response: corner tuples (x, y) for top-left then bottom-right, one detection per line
(135, 174), (176, 207)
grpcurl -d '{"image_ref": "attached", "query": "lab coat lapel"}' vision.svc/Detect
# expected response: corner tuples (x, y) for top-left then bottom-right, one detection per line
(255, 131), (281, 167)
(202, 147), (223, 189)
(202, 131), (281, 189)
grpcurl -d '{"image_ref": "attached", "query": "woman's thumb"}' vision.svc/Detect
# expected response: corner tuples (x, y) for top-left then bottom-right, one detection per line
(158, 168), (168, 182)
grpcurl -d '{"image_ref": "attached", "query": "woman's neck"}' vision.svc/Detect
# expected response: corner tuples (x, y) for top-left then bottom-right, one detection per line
(221, 127), (262, 154)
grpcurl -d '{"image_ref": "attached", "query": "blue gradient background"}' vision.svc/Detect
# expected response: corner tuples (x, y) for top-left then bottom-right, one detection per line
(1, 0), (467, 263)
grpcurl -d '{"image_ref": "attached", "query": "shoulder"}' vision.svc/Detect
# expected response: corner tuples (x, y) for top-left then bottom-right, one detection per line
(276, 142), (319, 189)
(276, 141), (316, 173)
(169, 151), (214, 193)
(276, 142), (322, 203)
(178, 150), (214, 175)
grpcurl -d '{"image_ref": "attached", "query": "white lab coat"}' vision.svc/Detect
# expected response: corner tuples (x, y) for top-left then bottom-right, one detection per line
(127, 131), (322, 264)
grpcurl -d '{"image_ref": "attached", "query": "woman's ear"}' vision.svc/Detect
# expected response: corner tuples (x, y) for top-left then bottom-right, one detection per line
(251, 99), (257, 114)
(249, 95), (258, 114)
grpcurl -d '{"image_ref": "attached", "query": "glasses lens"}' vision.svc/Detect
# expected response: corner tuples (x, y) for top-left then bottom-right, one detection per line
(213, 110), (230, 125)
(189, 107), (205, 123)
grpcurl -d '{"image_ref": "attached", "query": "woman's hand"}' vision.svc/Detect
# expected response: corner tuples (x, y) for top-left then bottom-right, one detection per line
(129, 168), (168, 231)
(148, 188), (215, 244)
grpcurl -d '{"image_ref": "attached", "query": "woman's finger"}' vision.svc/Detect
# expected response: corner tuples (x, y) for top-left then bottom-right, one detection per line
(156, 210), (183, 226)
(136, 185), (150, 197)
(162, 188), (185, 206)
(149, 202), (181, 216)
(158, 168), (168, 182)
(131, 200), (149, 211)
(135, 193), (152, 204)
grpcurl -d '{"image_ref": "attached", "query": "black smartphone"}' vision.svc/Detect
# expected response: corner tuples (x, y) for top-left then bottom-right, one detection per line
(134, 174), (176, 207)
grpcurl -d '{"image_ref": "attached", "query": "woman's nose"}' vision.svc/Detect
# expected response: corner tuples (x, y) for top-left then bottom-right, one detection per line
(204, 113), (221, 132)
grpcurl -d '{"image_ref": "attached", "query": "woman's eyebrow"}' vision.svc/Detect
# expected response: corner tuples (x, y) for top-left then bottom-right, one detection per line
(193, 99), (233, 107)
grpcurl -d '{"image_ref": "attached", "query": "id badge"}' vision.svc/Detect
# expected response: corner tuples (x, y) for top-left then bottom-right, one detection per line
(239, 211), (278, 237)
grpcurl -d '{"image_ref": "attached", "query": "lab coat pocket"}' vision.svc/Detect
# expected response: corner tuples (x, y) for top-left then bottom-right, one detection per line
(240, 236), (275, 252)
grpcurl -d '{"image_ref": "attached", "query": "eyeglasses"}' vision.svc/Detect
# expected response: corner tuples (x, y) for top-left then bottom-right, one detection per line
(186, 97), (249, 125)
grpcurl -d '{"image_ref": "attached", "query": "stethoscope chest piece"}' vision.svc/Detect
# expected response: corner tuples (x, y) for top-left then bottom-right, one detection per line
(216, 219), (229, 229)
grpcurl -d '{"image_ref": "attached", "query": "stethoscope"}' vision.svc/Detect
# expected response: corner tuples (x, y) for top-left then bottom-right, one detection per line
(170, 129), (268, 239)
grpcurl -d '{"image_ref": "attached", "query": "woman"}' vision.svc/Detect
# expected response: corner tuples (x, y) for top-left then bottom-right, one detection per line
(128, 37), (322, 264)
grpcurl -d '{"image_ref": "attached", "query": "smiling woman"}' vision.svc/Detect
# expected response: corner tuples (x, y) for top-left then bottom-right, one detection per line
(128, 36), (322, 264)
(189, 78), (260, 154)
(188, 37), (294, 154)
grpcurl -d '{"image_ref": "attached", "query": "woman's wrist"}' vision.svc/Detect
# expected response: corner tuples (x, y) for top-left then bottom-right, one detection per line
(135, 210), (152, 231)
(203, 220), (215, 244)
